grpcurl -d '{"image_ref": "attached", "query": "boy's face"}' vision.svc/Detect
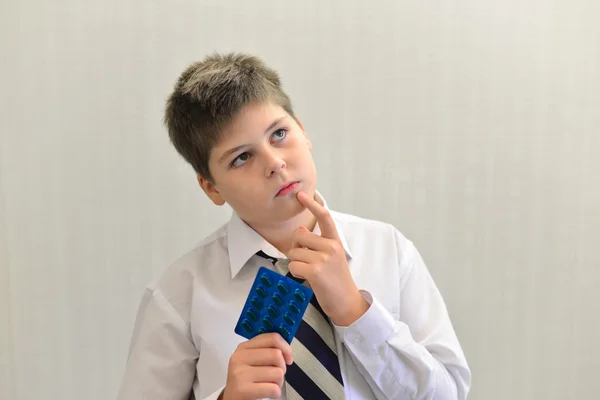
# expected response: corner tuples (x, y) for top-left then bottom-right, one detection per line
(199, 101), (317, 227)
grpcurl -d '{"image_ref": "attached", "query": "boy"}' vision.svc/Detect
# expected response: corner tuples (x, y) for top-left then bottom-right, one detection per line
(118, 53), (471, 400)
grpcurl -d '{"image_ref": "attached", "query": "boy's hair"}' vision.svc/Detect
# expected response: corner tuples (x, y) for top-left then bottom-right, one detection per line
(164, 52), (296, 182)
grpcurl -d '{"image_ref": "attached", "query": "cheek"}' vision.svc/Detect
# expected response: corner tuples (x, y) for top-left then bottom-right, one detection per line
(224, 177), (263, 202)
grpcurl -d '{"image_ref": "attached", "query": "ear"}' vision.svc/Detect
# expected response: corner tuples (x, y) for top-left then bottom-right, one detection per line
(294, 114), (312, 151)
(197, 174), (226, 206)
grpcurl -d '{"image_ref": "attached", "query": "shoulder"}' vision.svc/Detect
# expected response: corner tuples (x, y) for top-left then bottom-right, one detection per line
(330, 209), (416, 261)
(146, 221), (230, 299)
(331, 209), (410, 243)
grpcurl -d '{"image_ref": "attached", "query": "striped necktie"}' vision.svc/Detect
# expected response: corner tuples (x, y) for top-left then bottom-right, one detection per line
(256, 251), (345, 400)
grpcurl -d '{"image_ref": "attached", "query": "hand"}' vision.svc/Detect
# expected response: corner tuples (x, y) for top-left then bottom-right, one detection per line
(221, 333), (293, 400)
(288, 191), (370, 326)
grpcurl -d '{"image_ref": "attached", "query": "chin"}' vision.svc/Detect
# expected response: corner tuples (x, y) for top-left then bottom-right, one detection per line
(280, 200), (305, 220)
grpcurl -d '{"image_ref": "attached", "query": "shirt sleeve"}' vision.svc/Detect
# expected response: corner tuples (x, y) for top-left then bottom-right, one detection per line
(117, 286), (224, 400)
(333, 231), (471, 399)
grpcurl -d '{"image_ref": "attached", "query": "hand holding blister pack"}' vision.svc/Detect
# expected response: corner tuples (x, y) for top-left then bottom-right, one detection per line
(235, 267), (313, 343)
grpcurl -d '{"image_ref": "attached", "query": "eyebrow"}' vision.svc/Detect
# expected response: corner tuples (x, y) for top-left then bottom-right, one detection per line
(216, 116), (288, 165)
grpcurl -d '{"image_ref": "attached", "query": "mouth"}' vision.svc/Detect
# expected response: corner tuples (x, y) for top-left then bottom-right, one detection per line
(276, 181), (300, 197)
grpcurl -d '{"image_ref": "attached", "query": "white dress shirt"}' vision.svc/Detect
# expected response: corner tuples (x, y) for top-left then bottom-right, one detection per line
(118, 196), (471, 400)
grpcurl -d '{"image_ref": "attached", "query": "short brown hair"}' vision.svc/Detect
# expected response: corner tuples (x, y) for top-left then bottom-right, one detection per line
(164, 52), (296, 182)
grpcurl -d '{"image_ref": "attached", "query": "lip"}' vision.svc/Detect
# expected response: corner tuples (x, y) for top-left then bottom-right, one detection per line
(276, 181), (300, 197)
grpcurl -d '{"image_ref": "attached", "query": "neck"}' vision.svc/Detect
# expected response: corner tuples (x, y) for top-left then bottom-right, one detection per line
(251, 209), (317, 256)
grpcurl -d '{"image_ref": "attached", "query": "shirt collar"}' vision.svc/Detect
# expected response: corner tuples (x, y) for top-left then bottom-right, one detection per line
(227, 191), (353, 279)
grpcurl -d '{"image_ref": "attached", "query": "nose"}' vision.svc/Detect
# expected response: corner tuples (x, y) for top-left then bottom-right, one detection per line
(263, 148), (286, 177)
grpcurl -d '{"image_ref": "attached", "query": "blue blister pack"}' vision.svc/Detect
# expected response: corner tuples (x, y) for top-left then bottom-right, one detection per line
(235, 266), (313, 344)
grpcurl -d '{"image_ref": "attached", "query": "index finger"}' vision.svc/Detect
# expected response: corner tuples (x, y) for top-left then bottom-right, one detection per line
(296, 191), (340, 240)
(243, 333), (293, 365)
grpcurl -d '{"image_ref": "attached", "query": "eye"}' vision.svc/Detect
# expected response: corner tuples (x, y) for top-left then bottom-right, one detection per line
(231, 152), (250, 168)
(271, 129), (287, 142)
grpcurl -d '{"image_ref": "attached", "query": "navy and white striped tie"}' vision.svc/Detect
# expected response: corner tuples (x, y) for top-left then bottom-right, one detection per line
(256, 251), (345, 400)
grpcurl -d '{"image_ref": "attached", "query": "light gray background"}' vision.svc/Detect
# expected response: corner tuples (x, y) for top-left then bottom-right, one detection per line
(1, 1), (599, 399)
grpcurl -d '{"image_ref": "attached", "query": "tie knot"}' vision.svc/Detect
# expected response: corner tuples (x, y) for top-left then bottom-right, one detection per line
(256, 251), (300, 281)
(275, 258), (291, 275)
